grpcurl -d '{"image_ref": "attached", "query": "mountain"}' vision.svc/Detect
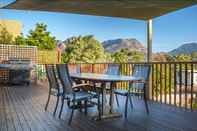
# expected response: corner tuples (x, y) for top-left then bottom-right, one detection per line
(169, 43), (197, 56)
(102, 38), (146, 53)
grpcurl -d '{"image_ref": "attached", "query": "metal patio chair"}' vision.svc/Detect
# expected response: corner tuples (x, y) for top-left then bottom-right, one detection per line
(45, 64), (62, 116)
(56, 64), (101, 125)
(114, 64), (151, 117)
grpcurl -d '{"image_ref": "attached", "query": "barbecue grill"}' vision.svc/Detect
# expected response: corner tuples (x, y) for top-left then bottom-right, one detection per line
(6, 58), (33, 85)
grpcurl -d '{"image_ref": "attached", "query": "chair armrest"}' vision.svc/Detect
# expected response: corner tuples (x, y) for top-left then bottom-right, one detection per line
(131, 79), (146, 83)
(72, 83), (91, 89)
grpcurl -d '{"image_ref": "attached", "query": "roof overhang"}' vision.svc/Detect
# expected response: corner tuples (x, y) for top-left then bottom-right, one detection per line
(3, 0), (197, 20)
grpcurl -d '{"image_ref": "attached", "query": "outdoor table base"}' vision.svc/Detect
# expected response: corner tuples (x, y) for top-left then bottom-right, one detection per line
(92, 113), (122, 121)
(92, 82), (122, 120)
(91, 107), (122, 121)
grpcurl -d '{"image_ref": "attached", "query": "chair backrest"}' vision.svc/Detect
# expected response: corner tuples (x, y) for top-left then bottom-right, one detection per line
(106, 64), (120, 75)
(56, 64), (73, 94)
(69, 64), (81, 74)
(131, 64), (151, 89)
(45, 64), (59, 91)
(76, 64), (81, 73)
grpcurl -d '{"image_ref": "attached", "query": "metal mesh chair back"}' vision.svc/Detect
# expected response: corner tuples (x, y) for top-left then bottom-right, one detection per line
(69, 64), (81, 74)
(45, 64), (59, 90)
(56, 64), (73, 94)
(106, 64), (120, 75)
(131, 64), (151, 89)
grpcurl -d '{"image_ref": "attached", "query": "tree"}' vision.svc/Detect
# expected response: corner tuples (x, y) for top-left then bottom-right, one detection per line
(175, 54), (191, 61)
(153, 52), (174, 62)
(0, 24), (13, 44)
(165, 54), (175, 62)
(128, 51), (145, 62)
(112, 49), (128, 63)
(62, 35), (109, 63)
(191, 52), (197, 61)
(26, 23), (56, 50)
(14, 33), (26, 45)
(111, 49), (145, 63)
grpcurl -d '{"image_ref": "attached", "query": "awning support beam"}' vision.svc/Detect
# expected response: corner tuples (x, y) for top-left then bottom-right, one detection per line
(147, 19), (153, 62)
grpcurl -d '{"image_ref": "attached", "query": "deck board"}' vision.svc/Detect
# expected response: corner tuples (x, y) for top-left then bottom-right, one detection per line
(0, 84), (197, 131)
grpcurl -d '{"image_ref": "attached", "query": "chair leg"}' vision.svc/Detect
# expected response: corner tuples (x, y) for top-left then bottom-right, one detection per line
(115, 94), (119, 107)
(144, 93), (149, 114)
(129, 94), (133, 109)
(97, 95), (101, 120)
(53, 96), (59, 116)
(84, 100), (88, 115)
(45, 91), (51, 111)
(59, 98), (64, 118)
(78, 101), (82, 112)
(68, 109), (75, 125)
(101, 90), (104, 115)
(124, 95), (129, 118)
(105, 95), (108, 105)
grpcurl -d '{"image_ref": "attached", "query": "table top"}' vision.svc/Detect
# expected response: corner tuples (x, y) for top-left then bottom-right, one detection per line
(70, 73), (143, 82)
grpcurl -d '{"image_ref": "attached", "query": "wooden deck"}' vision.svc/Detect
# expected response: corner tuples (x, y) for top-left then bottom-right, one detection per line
(0, 84), (197, 131)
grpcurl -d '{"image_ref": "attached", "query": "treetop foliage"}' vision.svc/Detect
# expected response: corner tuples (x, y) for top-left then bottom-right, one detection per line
(62, 35), (110, 63)
(26, 23), (56, 50)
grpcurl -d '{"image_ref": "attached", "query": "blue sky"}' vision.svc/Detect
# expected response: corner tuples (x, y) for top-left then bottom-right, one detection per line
(0, 3), (197, 52)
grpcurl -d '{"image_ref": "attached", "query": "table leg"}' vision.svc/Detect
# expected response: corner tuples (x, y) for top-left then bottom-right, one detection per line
(109, 82), (114, 113)
(101, 83), (105, 115)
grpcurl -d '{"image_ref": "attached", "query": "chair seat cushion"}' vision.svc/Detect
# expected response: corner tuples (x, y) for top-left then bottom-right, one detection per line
(66, 91), (95, 102)
(114, 88), (144, 96)
(89, 91), (99, 98)
(114, 89), (128, 96)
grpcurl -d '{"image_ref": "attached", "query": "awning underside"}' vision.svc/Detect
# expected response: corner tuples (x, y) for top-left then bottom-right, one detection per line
(4, 0), (197, 20)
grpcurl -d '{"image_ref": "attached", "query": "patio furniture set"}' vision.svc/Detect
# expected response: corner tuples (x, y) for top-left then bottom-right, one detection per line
(45, 64), (151, 125)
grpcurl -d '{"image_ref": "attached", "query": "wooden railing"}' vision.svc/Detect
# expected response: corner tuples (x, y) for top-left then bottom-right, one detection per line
(68, 62), (197, 110)
(151, 62), (197, 110)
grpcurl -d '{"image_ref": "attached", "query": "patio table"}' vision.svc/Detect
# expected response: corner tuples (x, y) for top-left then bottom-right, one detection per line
(70, 73), (143, 120)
